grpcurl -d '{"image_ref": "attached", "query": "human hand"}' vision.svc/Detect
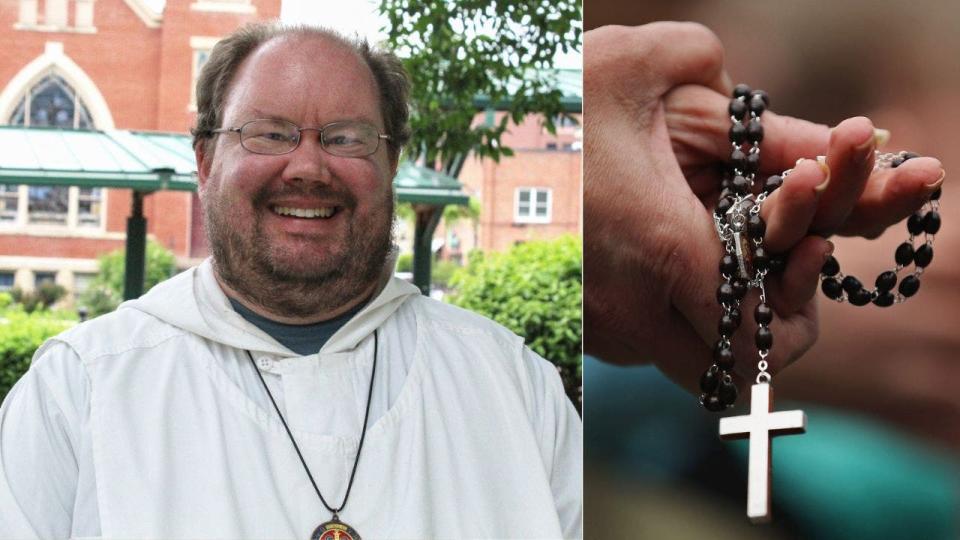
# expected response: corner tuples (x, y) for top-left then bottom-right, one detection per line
(583, 22), (944, 392)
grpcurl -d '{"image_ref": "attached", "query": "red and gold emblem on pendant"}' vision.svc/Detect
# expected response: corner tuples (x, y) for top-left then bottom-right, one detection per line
(311, 517), (360, 540)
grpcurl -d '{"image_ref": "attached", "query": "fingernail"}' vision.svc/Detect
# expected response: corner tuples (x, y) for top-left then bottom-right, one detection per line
(873, 128), (890, 147)
(824, 240), (835, 259)
(854, 133), (876, 163)
(814, 160), (831, 193)
(925, 169), (945, 191)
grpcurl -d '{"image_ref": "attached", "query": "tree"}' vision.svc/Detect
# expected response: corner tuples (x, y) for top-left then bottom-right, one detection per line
(449, 236), (582, 410)
(380, 0), (581, 173)
(380, 0), (581, 291)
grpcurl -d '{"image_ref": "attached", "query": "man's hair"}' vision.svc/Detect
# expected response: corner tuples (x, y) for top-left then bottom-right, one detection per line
(191, 22), (411, 162)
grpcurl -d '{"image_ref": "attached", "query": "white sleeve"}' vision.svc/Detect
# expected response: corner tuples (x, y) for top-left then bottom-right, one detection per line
(0, 341), (87, 540)
(522, 346), (583, 540)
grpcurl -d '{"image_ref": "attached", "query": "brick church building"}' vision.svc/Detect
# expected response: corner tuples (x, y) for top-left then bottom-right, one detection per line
(0, 0), (280, 295)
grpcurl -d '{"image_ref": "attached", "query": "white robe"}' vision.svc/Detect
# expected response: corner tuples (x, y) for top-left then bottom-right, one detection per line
(0, 259), (581, 539)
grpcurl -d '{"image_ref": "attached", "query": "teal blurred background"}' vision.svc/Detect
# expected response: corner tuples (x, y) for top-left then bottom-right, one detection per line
(585, 1), (960, 537)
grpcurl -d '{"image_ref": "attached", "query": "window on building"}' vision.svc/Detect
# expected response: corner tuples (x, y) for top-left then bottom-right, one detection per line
(11, 73), (93, 129)
(6, 72), (103, 228)
(552, 114), (578, 129)
(0, 186), (18, 222)
(0, 272), (14, 291)
(190, 37), (220, 108)
(18, 0), (96, 29)
(35, 271), (56, 286)
(28, 185), (68, 225)
(73, 272), (95, 293)
(514, 187), (552, 224)
(78, 187), (102, 226)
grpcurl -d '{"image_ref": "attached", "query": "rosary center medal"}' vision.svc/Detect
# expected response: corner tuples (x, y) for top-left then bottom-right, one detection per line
(311, 516), (361, 540)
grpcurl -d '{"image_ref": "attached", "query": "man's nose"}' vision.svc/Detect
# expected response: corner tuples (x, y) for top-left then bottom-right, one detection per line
(281, 129), (331, 184)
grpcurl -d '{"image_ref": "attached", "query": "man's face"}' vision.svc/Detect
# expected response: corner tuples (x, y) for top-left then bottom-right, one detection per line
(197, 35), (396, 318)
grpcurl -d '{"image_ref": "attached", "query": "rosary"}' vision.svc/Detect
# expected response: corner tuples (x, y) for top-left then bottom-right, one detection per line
(700, 84), (942, 523)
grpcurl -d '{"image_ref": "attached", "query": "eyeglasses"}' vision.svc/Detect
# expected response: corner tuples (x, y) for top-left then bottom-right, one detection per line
(212, 118), (391, 158)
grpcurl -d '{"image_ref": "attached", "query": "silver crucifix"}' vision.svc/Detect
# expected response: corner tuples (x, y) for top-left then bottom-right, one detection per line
(719, 383), (806, 523)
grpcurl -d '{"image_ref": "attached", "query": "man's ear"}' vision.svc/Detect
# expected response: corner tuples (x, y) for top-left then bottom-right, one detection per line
(195, 142), (211, 193)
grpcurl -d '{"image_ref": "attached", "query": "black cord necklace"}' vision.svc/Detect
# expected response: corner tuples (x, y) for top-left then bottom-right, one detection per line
(246, 330), (378, 540)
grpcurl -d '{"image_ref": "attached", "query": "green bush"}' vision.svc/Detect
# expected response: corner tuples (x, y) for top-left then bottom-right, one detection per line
(73, 240), (177, 318)
(395, 252), (413, 273)
(77, 286), (122, 319)
(0, 309), (76, 401)
(448, 235), (582, 410)
(431, 259), (460, 289)
(8, 283), (67, 314)
(94, 240), (177, 298)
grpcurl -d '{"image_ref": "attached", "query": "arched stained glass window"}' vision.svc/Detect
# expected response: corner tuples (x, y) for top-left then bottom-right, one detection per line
(7, 73), (101, 226)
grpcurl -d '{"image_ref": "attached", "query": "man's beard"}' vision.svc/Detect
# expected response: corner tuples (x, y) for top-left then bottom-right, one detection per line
(203, 182), (395, 319)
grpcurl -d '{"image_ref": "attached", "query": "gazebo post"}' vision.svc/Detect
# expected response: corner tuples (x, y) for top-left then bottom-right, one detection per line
(123, 190), (147, 300)
(412, 203), (445, 295)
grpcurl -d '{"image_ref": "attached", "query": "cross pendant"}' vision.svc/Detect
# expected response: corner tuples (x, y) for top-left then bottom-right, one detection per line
(719, 383), (806, 523)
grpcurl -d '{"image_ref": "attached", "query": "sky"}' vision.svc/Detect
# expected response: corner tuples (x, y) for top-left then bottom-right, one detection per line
(142, 0), (581, 69)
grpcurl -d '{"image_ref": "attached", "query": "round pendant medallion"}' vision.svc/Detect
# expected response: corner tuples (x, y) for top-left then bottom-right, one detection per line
(311, 517), (361, 540)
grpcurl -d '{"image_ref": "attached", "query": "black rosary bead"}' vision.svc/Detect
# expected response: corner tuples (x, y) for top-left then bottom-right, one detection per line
(746, 119), (764, 143)
(872, 291), (895, 307)
(720, 254), (738, 276)
(718, 376), (738, 406)
(895, 242), (915, 266)
(731, 175), (750, 195)
(717, 283), (736, 305)
(763, 174), (783, 194)
(891, 156), (904, 168)
(767, 254), (787, 274)
(729, 98), (747, 118)
(931, 187), (942, 201)
(914, 244), (934, 267)
(753, 246), (770, 271)
(731, 277), (748, 299)
(714, 340), (735, 369)
(821, 255), (840, 276)
(719, 314), (740, 337)
(875, 271), (897, 292)
(754, 302), (773, 325)
(821, 277), (843, 299)
(907, 212), (925, 236)
(841, 275), (862, 294)
(755, 326), (773, 350)
(700, 364), (720, 393)
(733, 84), (752, 99)
(731, 148), (747, 171)
(729, 306), (742, 325)
(745, 152), (761, 174)
(848, 288), (873, 306)
(923, 211), (941, 235)
(729, 123), (747, 144)
(720, 173), (733, 190)
(751, 89), (770, 107)
(704, 394), (726, 412)
(716, 196), (733, 216)
(748, 93), (767, 114)
(747, 214), (766, 239)
(899, 275), (921, 297)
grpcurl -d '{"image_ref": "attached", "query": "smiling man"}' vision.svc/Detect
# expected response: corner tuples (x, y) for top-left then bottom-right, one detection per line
(0, 24), (582, 540)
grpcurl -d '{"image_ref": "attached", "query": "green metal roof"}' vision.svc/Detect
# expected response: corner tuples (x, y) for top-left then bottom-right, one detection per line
(0, 126), (468, 205)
